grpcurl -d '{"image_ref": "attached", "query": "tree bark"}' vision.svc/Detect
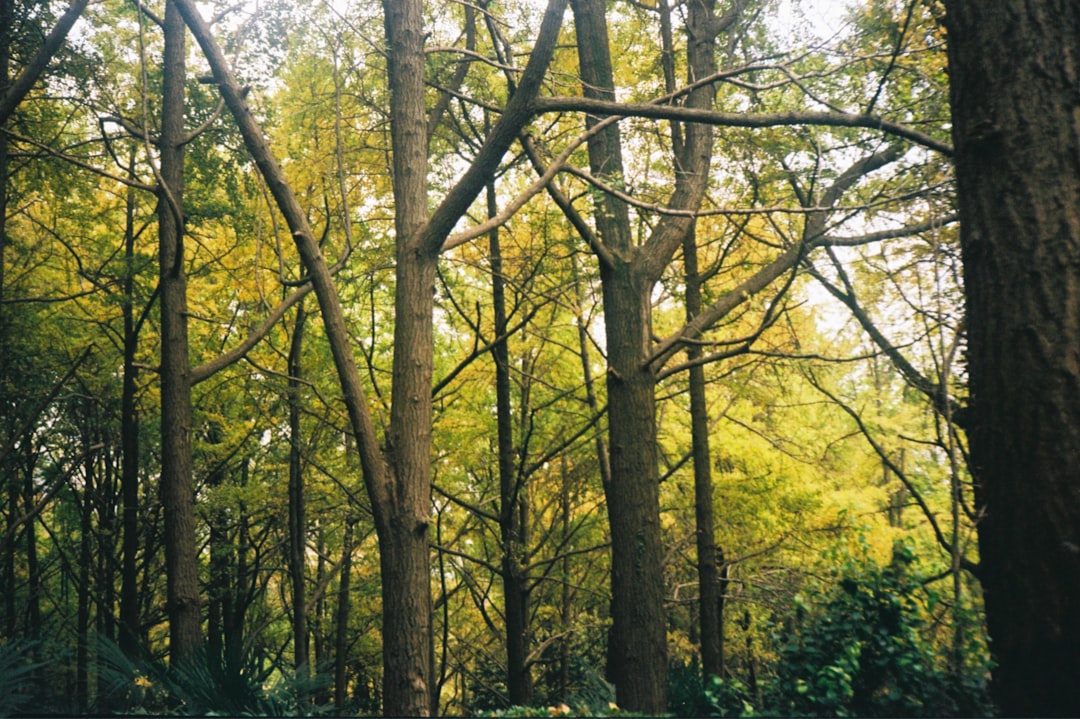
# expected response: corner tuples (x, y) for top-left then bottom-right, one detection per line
(569, 0), (718, 710)
(684, 225), (722, 681)
(382, 2), (437, 713)
(157, 0), (202, 663)
(943, 1), (1080, 715)
(288, 301), (310, 680)
(488, 182), (532, 707)
(173, 1), (568, 712)
(334, 518), (354, 712)
(119, 150), (142, 660)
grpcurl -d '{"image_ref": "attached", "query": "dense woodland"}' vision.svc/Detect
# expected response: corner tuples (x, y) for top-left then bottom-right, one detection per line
(1, 0), (1077, 716)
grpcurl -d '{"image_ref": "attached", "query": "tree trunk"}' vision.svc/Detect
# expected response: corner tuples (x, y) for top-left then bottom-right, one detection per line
(22, 431), (40, 640)
(684, 225), (722, 681)
(488, 182), (532, 707)
(119, 150), (142, 659)
(0, 0), (12, 642)
(76, 414), (94, 712)
(0, 0), (9, 300)
(570, 1), (666, 710)
(382, 2), (436, 713)
(288, 301), (310, 680)
(157, 0), (202, 663)
(570, 0), (718, 710)
(601, 268), (669, 712)
(334, 518), (354, 712)
(943, 2), (1080, 714)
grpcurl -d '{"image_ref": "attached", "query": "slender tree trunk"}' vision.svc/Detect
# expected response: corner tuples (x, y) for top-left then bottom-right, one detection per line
(558, 455), (573, 702)
(76, 415), (94, 712)
(287, 301), (310, 680)
(314, 525), (329, 703)
(225, 461), (248, 670)
(334, 518), (354, 713)
(21, 431), (41, 640)
(659, 0), (724, 680)
(205, 423), (228, 667)
(0, 0), (12, 642)
(683, 225), (722, 680)
(119, 152), (142, 659)
(487, 183), (532, 706)
(0, 0), (9, 301)
(943, 2), (1080, 714)
(157, 0), (202, 662)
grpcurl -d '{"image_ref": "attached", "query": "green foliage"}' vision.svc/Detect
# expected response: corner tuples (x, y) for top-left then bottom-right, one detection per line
(0, 641), (47, 718)
(702, 676), (758, 718)
(768, 539), (991, 717)
(97, 639), (330, 717)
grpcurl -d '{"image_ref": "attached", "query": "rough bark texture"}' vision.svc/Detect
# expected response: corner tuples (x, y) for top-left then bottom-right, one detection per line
(943, 2), (1080, 715)
(570, 0), (718, 710)
(569, 2), (666, 709)
(157, 0), (202, 663)
(382, 2), (437, 715)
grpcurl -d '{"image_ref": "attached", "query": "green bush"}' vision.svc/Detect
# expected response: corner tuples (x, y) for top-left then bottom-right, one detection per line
(768, 539), (992, 717)
(0, 641), (46, 718)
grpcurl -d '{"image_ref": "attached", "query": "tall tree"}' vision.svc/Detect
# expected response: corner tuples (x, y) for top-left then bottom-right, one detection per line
(156, 0), (202, 662)
(567, 0), (722, 708)
(173, 0), (569, 712)
(943, 1), (1080, 714)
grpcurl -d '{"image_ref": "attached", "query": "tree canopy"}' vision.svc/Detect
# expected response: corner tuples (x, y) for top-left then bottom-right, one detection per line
(0, 0), (1074, 715)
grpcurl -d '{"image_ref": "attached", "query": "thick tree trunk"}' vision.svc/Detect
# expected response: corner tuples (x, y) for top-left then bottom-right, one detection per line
(601, 269), (669, 712)
(570, 1), (667, 710)
(570, 0), (718, 710)
(157, 0), (202, 663)
(382, 3), (437, 714)
(944, 2), (1080, 715)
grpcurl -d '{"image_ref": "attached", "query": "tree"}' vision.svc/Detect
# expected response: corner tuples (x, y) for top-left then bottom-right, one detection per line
(942, 1), (1080, 714)
(155, 0), (203, 663)
(172, 0), (570, 712)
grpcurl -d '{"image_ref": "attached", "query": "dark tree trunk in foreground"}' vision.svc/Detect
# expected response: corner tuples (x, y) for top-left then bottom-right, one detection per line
(157, 0), (202, 663)
(944, 2), (1080, 715)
